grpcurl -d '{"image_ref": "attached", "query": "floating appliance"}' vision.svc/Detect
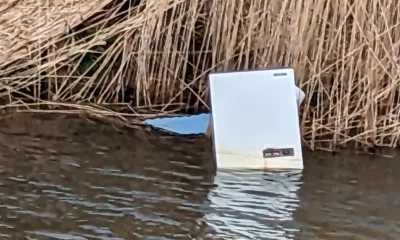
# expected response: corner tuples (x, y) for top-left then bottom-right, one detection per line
(144, 68), (305, 170)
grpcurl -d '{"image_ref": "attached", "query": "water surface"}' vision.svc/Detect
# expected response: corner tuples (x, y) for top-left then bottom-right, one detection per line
(0, 113), (399, 239)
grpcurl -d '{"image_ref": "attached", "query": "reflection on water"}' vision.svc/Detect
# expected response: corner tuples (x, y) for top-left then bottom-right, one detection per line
(207, 171), (301, 239)
(0, 113), (399, 239)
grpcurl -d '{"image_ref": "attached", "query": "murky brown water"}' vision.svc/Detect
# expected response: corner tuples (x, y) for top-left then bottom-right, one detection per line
(0, 113), (400, 239)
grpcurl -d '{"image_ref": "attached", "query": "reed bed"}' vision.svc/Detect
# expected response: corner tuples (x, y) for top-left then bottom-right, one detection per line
(0, 0), (400, 150)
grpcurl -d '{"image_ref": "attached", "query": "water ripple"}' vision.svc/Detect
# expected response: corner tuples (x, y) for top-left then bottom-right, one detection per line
(0, 113), (399, 239)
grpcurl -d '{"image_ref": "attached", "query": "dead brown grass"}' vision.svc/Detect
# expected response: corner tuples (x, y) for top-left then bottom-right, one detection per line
(0, 0), (400, 150)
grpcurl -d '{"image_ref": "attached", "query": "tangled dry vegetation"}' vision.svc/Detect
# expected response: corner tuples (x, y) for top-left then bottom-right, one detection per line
(0, 0), (400, 150)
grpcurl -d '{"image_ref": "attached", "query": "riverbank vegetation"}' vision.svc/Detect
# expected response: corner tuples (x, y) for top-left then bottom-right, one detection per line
(0, 0), (399, 151)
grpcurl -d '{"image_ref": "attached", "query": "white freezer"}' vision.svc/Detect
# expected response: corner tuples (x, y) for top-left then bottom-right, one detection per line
(208, 68), (304, 170)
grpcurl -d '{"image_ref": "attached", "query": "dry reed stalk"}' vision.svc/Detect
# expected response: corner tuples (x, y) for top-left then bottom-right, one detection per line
(0, 0), (400, 150)
(0, 0), (115, 66)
